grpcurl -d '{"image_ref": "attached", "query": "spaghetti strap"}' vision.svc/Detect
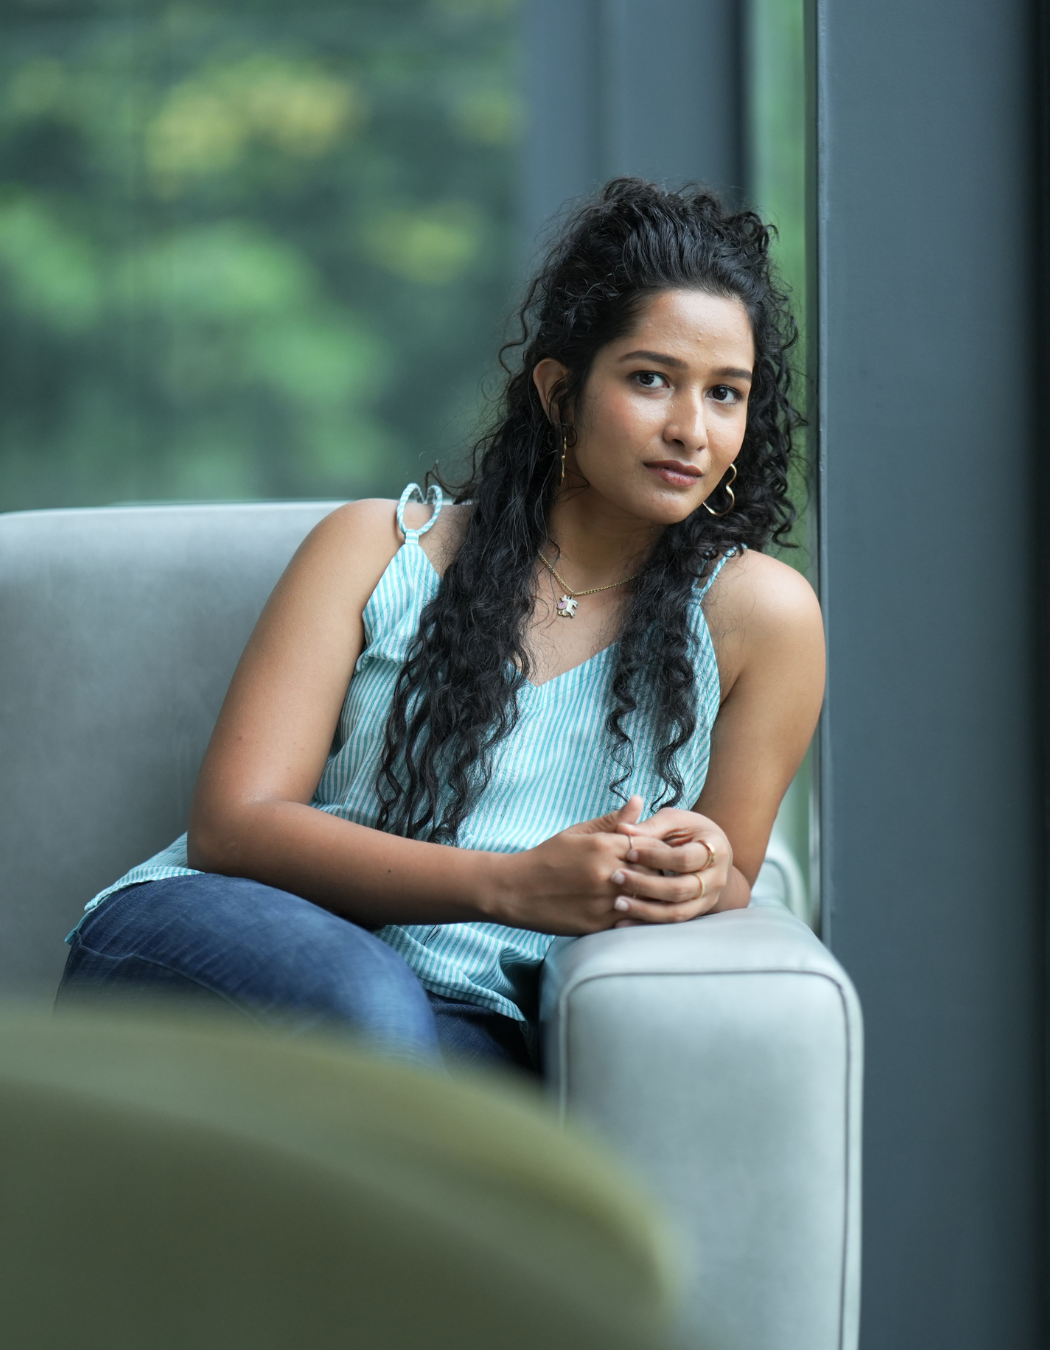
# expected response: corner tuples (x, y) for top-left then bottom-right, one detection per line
(396, 482), (444, 543)
(697, 545), (744, 600)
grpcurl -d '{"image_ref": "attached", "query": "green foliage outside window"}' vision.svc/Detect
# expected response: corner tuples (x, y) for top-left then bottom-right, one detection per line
(747, 0), (806, 325)
(0, 0), (520, 510)
(746, 0), (815, 920)
(746, 0), (807, 552)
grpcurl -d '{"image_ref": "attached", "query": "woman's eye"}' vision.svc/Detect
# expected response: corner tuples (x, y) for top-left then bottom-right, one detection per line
(709, 384), (741, 404)
(633, 370), (669, 389)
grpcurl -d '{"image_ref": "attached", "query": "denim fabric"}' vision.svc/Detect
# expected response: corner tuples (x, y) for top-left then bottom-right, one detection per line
(58, 875), (536, 1073)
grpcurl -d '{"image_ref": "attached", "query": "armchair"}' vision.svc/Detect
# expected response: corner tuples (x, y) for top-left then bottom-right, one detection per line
(0, 502), (861, 1350)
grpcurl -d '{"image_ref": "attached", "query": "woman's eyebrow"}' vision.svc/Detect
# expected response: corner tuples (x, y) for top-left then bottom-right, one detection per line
(619, 349), (753, 381)
(619, 348), (687, 368)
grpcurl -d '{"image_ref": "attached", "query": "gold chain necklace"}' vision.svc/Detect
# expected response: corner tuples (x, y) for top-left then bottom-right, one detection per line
(537, 552), (643, 619)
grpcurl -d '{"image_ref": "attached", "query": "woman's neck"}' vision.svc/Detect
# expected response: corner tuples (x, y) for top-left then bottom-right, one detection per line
(545, 487), (662, 585)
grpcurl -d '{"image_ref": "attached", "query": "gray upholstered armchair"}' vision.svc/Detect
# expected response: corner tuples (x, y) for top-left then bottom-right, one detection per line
(0, 503), (861, 1350)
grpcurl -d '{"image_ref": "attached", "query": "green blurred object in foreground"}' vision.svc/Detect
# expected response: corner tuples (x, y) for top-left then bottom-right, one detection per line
(0, 1004), (677, 1349)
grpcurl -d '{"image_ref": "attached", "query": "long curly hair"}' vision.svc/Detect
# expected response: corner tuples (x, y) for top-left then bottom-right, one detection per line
(374, 178), (801, 843)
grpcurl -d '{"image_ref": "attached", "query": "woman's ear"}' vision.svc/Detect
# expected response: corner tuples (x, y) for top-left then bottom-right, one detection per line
(532, 358), (569, 423)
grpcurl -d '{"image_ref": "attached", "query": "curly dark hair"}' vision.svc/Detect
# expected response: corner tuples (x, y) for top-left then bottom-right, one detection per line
(374, 177), (801, 843)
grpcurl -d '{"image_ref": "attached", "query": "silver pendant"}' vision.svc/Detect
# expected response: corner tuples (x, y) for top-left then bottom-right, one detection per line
(556, 593), (578, 618)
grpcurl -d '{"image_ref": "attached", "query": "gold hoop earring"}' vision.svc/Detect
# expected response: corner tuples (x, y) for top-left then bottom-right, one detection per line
(560, 428), (568, 486)
(703, 463), (737, 517)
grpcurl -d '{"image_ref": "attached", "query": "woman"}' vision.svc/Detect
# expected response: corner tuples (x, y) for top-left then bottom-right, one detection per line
(59, 180), (825, 1073)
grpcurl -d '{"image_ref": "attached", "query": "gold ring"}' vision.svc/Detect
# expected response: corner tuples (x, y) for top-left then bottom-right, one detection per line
(702, 841), (716, 871)
(697, 873), (706, 901)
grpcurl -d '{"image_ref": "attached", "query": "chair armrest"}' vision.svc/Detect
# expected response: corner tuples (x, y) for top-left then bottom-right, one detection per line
(540, 907), (862, 1350)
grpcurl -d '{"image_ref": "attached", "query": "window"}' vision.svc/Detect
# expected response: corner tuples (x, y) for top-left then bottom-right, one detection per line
(746, 0), (815, 924)
(0, 0), (521, 508)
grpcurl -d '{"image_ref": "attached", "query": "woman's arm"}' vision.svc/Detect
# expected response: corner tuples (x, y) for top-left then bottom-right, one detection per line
(604, 550), (826, 923)
(187, 501), (662, 936)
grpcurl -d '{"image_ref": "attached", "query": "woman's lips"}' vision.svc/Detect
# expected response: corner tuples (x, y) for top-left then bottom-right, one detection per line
(644, 462), (702, 488)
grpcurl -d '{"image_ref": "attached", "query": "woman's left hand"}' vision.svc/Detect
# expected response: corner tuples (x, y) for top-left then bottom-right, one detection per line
(609, 808), (733, 926)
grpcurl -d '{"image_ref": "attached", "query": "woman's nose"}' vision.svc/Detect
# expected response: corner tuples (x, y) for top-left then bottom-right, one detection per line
(663, 397), (707, 451)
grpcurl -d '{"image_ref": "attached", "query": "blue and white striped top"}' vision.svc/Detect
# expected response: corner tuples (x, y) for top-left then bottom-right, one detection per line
(80, 484), (728, 1024)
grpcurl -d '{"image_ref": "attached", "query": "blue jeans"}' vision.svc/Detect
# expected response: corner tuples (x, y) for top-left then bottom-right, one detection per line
(58, 875), (537, 1074)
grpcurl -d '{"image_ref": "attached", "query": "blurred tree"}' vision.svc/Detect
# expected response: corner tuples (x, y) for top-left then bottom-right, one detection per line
(0, 0), (520, 508)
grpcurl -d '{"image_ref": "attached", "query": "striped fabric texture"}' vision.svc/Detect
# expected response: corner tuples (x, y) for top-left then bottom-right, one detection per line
(80, 484), (727, 1023)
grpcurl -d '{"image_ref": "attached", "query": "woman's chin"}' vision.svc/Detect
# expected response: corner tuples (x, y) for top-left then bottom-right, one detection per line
(632, 487), (705, 526)
(574, 476), (703, 527)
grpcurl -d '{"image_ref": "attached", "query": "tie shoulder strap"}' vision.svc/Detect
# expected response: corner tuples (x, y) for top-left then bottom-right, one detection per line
(395, 482), (445, 543)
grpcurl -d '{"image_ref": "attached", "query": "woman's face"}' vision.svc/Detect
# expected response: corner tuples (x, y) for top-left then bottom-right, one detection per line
(534, 287), (755, 527)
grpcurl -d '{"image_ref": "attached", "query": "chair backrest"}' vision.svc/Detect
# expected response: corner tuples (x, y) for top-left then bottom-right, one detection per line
(0, 503), (338, 995)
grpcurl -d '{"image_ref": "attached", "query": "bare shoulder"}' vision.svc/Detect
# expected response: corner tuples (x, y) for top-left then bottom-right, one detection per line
(702, 549), (824, 693)
(296, 497), (402, 573)
(295, 494), (472, 587)
(258, 498), (407, 626)
(704, 548), (821, 634)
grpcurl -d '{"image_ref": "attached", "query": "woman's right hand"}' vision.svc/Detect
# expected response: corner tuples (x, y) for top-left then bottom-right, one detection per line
(486, 796), (649, 935)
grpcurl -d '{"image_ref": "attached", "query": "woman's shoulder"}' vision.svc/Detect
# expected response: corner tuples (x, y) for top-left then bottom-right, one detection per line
(298, 498), (404, 580)
(705, 548), (820, 624)
(302, 494), (466, 558)
(294, 494), (473, 597)
(701, 549), (824, 692)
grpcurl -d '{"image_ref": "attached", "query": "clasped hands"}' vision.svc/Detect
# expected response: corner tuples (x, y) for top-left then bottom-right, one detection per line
(496, 794), (732, 934)
(570, 794), (732, 929)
